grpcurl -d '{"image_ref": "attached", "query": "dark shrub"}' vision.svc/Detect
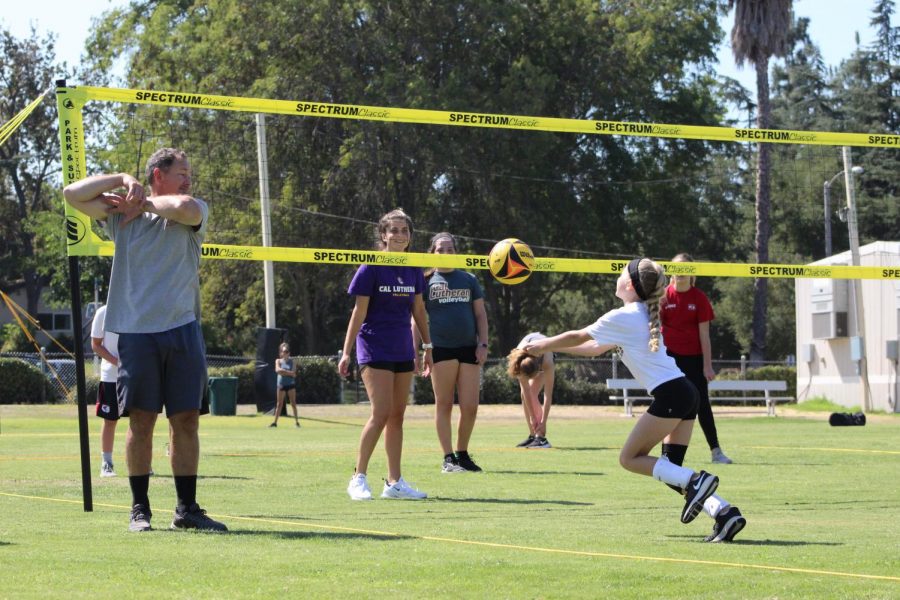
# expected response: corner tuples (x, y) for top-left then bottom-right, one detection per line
(66, 374), (100, 403)
(714, 366), (796, 400)
(554, 377), (610, 405)
(481, 363), (519, 404)
(207, 362), (256, 404)
(0, 358), (59, 404)
(413, 375), (435, 405)
(296, 356), (342, 404)
(746, 365), (796, 399)
(384, 361), (615, 406)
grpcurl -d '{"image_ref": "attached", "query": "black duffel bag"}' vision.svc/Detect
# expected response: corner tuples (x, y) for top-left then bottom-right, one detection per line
(828, 411), (866, 426)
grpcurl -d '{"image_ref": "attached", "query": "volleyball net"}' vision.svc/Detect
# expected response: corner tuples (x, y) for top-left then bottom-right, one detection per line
(56, 84), (900, 281)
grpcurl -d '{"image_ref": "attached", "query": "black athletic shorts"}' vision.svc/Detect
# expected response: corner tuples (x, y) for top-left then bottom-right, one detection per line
(96, 381), (127, 421)
(278, 383), (296, 392)
(432, 345), (478, 365)
(117, 320), (207, 417)
(360, 360), (415, 373)
(647, 376), (699, 420)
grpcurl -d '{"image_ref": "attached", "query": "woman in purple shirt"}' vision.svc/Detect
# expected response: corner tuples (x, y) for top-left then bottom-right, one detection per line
(338, 209), (434, 501)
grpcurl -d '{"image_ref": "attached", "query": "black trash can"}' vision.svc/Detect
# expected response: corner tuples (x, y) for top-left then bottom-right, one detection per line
(208, 377), (238, 416)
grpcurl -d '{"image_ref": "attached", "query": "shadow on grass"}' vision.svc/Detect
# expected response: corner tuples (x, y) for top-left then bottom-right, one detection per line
(666, 534), (843, 546)
(222, 529), (412, 541)
(490, 470), (605, 477)
(195, 475), (253, 481)
(432, 497), (593, 506)
(293, 416), (362, 428)
(736, 462), (835, 467)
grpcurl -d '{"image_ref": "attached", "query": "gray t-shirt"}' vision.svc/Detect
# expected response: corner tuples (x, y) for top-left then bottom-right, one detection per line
(103, 199), (208, 334)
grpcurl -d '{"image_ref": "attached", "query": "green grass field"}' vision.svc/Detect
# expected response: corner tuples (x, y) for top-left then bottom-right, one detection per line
(1, 404), (898, 599)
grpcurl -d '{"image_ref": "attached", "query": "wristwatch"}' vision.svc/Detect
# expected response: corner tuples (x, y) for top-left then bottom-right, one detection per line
(479, 342), (488, 348)
(421, 343), (434, 350)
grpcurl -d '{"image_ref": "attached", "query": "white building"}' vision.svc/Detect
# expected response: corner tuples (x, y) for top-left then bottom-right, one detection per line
(0, 287), (74, 346)
(795, 241), (900, 413)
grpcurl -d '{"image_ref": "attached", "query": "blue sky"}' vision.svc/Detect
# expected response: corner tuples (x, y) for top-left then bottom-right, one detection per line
(2, 0), (886, 99)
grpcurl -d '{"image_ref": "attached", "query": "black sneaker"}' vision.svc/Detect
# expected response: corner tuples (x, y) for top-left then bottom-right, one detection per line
(516, 435), (536, 448)
(681, 470), (719, 524)
(170, 503), (228, 532)
(705, 506), (746, 542)
(129, 504), (152, 532)
(442, 454), (466, 473)
(455, 451), (483, 472)
(527, 436), (552, 449)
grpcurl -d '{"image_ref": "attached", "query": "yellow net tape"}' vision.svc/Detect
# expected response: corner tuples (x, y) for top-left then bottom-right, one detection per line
(0, 88), (51, 148)
(62, 239), (899, 280)
(76, 85), (900, 148)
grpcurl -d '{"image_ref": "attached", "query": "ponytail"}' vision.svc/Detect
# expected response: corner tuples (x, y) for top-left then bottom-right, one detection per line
(637, 259), (667, 352)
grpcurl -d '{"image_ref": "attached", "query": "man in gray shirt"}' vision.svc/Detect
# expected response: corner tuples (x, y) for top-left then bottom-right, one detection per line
(64, 147), (226, 532)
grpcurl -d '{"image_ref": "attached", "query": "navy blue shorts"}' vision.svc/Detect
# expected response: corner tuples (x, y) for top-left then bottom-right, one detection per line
(117, 320), (207, 417)
(96, 381), (127, 421)
(647, 376), (699, 420)
(433, 345), (478, 365)
(360, 360), (415, 373)
(278, 383), (296, 392)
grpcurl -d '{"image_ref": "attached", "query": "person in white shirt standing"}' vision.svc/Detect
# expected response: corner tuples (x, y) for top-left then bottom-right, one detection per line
(91, 303), (122, 477)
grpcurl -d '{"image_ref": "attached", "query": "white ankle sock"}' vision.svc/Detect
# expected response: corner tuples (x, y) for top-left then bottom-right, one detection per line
(703, 494), (729, 518)
(101, 452), (112, 465)
(651, 458), (693, 489)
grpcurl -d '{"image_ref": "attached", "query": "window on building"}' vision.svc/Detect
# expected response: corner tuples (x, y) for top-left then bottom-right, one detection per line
(53, 313), (71, 331)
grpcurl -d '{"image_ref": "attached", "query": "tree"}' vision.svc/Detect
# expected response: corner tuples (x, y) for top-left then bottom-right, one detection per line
(80, 0), (735, 356)
(729, 0), (792, 363)
(0, 27), (63, 316)
(830, 0), (900, 245)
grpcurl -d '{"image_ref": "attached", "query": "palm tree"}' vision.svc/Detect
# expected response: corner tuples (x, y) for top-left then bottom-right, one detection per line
(729, 0), (792, 364)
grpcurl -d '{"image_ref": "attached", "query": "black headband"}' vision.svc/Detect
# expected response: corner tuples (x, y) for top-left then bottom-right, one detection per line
(627, 258), (648, 301)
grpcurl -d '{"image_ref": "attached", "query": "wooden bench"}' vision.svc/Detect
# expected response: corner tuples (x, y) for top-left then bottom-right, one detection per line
(605, 378), (792, 417)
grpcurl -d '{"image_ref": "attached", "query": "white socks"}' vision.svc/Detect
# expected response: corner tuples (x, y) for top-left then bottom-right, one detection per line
(101, 451), (113, 465)
(703, 494), (729, 518)
(651, 457), (693, 489)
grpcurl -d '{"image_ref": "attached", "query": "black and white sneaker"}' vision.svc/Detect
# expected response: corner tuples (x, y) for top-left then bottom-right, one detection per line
(455, 451), (483, 472)
(442, 454), (466, 473)
(705, 506), (746, 542)
(129, 504), (152, 532)
(527, 436), (552, 449)
(170, 503), (228, 532)
(516, 435), (536, 448)
(681, 470), (719, 524)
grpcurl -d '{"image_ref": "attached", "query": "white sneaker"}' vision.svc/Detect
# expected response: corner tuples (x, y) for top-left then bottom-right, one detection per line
(381, 477), (428, 500)
(100, 462), (116, 477)
(711, 447), (733, 464)
(347, 473), (373, 500)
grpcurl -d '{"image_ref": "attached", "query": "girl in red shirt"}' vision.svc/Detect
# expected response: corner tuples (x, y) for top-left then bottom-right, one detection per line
(660, 253), (733, 464)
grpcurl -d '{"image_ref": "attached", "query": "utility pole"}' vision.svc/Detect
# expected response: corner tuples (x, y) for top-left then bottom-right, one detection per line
(841, 146), (871, 412)
(256, 113), (276, 328)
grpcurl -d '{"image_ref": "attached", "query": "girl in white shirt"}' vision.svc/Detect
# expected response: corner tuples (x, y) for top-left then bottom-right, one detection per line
(523, 258), (745, 542)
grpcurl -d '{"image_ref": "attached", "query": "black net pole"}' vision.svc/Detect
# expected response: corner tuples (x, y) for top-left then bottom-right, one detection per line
(68, 254), (93, 511)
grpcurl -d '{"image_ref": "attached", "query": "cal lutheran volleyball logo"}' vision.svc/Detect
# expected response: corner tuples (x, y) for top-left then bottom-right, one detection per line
(66, 215), (87, 245)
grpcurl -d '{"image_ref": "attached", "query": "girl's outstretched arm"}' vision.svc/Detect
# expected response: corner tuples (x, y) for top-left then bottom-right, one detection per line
(562, 340), (616, 357)
(523, 329), (592, 355)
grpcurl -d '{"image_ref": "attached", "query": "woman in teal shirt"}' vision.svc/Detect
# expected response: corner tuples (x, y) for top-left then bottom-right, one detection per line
(419, 232), (489, 473)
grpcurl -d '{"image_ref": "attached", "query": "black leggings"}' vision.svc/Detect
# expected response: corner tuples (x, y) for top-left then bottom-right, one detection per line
(668, 352), (720, 450)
